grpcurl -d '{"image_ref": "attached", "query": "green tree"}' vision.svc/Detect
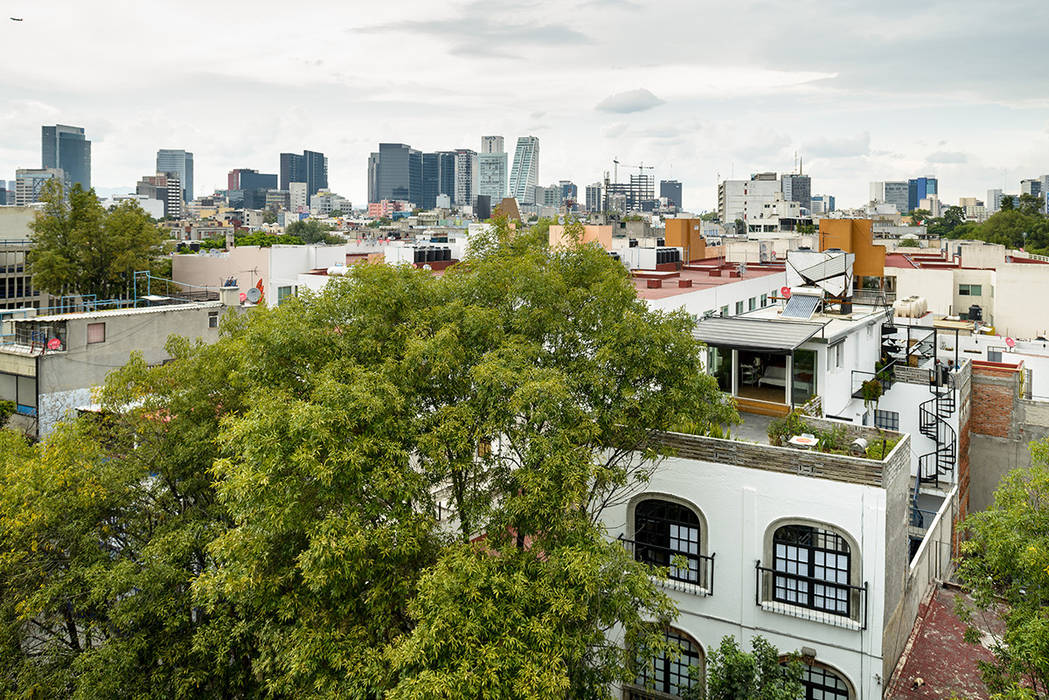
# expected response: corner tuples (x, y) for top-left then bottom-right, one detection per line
(909, 208), (932, 226)
(898, 237), (921, 248)
(699, 211), (719, 222)
(956, 439), (1049, 699)
(262, 209), (278, 224)
(233, 230), (303, 246)
(29, 180), (165, 300)
(686, 635), (804, 700)
(1, 218), (735, 697)
(285, 219), (340, 244)
(1001, 195), (1015, 211)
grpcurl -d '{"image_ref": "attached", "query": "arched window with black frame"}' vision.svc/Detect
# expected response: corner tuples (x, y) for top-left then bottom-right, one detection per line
(799, 662), (851, 700)
(629, 628), (703, 699)
(633, 499), (703, 585)
(772, 523), (851, 616)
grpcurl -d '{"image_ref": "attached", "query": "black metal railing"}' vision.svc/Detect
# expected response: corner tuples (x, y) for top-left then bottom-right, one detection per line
(918, 373), (957, 487)
(851, 362), (896, 399)
(619, 536), (715, 595)
(755, 562), (867, 630)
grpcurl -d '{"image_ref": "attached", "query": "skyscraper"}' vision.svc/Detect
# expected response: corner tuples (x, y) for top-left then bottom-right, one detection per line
(908, 177), (938, 213)
(508, 136), (539, 204)
(870, 181), (909, 213)
(280, 150), (328, 203)
(559, 180), (578, 204)
(781, 173), (811, 211)
(156, 149), (194, 202)
(15, 168), (64, 206)
(41, 124), (91, 190)
(377, 143), (424, 207)
(454, 149), (478, 207)
(660, 180), (682, 209)
(478, 136), (507, 203)
(367, 152), (380, 204)
(585, 182), (602, 213)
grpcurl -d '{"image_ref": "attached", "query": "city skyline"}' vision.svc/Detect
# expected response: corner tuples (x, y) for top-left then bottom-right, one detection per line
(2, 0), (1048, 209)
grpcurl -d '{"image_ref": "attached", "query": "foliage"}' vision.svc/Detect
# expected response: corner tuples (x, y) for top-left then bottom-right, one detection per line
(29, 180), (165, 299)
(262, 209), (278, 224)
(0, 217), (736, 698)
(233, 231), (303, 247)
(956, 439), (1049, 699)
(0, 401), (13, 428)
(367, 217), (392, 228)
(684, 635), (803, 700)
(699, 212), (719, 222)
(909, 208), (932, 226)
(767, 411), (811, 447)
(898, 237), (921, 248)
(927, 206), (965, 239)
(934, 195), (1049, 256)
(861, 378), (883, 411)
(796, 223), (816, 234)
(285, 219), (341, 244)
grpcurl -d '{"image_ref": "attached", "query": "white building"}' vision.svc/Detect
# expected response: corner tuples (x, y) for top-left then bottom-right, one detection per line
(309, 189), (351, 217)
(508, 136), (539, 205)
(101, 193), (165, 219)
(717, 173), (780, 224)
(478, 136), (507, 203)
(15, 168), (64, 206)
(289, 182), (308, 212)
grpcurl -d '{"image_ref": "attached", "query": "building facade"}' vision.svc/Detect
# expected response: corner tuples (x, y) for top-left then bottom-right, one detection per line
(660, 180), (682, 210)
(156, 149), (194, 202)
(41, 124), (90, 191)
(280, 151), (328, 203)
(478, 136), (507, 204)
(907, 177), (938, 213)
(454, 149), (478, 208)
(718, 174), (780, 224)
(781, 173), (812, 211)
(14, 168), (64, 206)
(508, 136), (539, 204)
(869, 181), (909, 213)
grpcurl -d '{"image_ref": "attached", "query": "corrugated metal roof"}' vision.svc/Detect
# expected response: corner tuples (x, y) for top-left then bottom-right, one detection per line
(693, 316), (824, 352)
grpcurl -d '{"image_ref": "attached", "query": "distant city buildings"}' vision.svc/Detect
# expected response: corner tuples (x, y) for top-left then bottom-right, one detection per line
(811, 194), (836, 214)
(559, 180), (578, 205)
(869, 181), (910, 214)
(279, 150), (328, 203)
(226, 169), (277, 210)
(718, 173), (780, 223)
(156, 149), (194, 202)
(987, 189), (1003, 213)
(509, 136), (539, 205)
(15, 168), (64, 206)
(478, 136), (507, 203)
(41, 124), (91, 191)
(908, 177), (938, 213)
(136, 172), (183, 218)
(781, 172), (811, 211)
(454, 149), (478, 208)
(585, 182), (602, 213)
(659, 179), (682, 210)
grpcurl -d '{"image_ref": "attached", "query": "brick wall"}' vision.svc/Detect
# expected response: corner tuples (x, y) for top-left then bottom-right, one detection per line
(970, 361), (1021, 439)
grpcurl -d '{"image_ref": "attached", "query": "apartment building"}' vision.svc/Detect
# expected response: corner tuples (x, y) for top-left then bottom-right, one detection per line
(717, 173), (780, 223)
(0, 207), (48, 311)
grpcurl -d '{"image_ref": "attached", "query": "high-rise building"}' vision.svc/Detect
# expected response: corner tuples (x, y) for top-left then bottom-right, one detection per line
(454, 149), (478, 207)
(227, 169), (278, 209)
(907, 177), (938, 213)
(559, 180), (578, 205)
(1020, 178), (1043, 197)
(367, 152), (380, 204)
(717, 173), (781, 223)
(585, 182), (602, 213)
(41, 124), (91, 190)
(156, 149), (194, 202)
(15, 168), (64, 206)
(987, 189), (1003, 213)
(289, 182), (308, 212)
(478, 136), (508, 203)
(810, 194), (836, 214)
(870, 181), (909, 213)
(509, 136), (539, 204)
(136, 172), (182, 218)
(280, 150), (328, 203)
(377, 143), (424, 208)
(781, 173), (811, 211)
(659, 180), (682, 209)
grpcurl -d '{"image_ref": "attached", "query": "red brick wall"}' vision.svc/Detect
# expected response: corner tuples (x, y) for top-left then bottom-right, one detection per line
(970, 361), (1021, 439)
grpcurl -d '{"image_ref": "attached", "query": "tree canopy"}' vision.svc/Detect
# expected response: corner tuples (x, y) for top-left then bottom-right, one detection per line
(0, 217), (735, 698)
(957, 439), (1049, 699)
(933, 195), (1049, 254)
(685, 635), (803, 700)
(284, 219), (342, 244)
(28, 180), (165, 300)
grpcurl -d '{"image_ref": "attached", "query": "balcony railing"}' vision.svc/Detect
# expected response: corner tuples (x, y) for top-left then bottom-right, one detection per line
(755, 562), (867, 630)
(619, 535), (715, 596)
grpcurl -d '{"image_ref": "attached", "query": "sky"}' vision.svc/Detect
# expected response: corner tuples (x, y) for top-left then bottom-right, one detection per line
(2, 0), (1048, 211)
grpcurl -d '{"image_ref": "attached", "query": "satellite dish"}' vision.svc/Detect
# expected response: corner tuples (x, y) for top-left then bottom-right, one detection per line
(1005, 337), (1016, 349)
(47, 338), (62, 350)
(781, 286), (791, 299)
(246, 287), (262, 304)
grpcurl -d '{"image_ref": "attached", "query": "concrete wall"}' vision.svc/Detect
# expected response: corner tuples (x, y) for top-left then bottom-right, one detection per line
(0, 207), (36, 240)
(993, 264), (1049, 339)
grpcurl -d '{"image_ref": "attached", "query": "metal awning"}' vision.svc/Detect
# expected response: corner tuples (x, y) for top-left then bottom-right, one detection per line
(693, 316), (824, 353)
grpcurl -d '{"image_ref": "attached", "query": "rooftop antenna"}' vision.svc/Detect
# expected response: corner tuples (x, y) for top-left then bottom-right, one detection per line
(799, 155), (803, 176)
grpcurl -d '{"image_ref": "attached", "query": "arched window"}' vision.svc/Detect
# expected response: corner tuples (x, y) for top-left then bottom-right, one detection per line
(634, 499), (703, 584)
(800, 662), (851, 700)
(630, 629), (703, 699)
(773, 523), (851, 616)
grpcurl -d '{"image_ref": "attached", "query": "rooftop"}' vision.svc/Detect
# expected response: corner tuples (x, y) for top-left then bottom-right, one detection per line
(632, 260), (784, 300)
(704, 301), (890, 346)
(13, 300), (222, 324)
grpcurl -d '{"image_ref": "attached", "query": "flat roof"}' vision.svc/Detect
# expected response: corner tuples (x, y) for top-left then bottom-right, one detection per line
(633, 264), (783, 300)
(17, 301), (222, 323)
(692, 316), (824, 352)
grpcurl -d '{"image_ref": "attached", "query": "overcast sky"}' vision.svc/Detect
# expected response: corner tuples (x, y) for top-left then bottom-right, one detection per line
(3, 0), (1048, 210)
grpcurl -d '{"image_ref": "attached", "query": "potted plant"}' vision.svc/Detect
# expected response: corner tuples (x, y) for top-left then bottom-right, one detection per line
(861, 378), (883, 412)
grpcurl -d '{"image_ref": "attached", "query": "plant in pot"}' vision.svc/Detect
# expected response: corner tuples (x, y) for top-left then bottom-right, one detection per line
(861, 378), (883, 412)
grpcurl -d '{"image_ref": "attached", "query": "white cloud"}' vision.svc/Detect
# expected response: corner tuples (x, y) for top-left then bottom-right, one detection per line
(595, 89), (664, 114)
(927, 151), (968, 164)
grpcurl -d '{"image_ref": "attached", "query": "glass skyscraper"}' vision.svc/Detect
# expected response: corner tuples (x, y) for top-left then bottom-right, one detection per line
(156, 149), (194, 202)
(908, 177), (938, 213)
(280, 150), (328, 203)
(509, 136), (539, 205)
(41, 124), (91, 190)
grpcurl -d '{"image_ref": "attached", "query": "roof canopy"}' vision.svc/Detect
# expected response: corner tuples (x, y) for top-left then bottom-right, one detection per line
(693, 316), (824, 353)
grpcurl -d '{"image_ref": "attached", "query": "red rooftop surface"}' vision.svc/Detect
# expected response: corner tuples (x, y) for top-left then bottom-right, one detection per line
(885, 253), (919, 269)
(631, 262), (783, 300)
(887, 585), (1003, 699)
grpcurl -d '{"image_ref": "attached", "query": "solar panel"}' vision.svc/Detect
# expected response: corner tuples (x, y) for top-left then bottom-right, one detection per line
(782, 294), (820, 319)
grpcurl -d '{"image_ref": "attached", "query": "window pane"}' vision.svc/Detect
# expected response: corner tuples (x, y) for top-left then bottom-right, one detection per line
(87, 322), (105, 344)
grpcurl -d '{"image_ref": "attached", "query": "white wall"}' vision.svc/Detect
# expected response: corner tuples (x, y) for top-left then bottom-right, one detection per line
(643, 273), (786, 319)
(604, 454), (888, 700)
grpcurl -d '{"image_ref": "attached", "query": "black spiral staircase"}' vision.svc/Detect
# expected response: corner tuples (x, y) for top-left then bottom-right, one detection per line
(917, 373), (956, 488)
